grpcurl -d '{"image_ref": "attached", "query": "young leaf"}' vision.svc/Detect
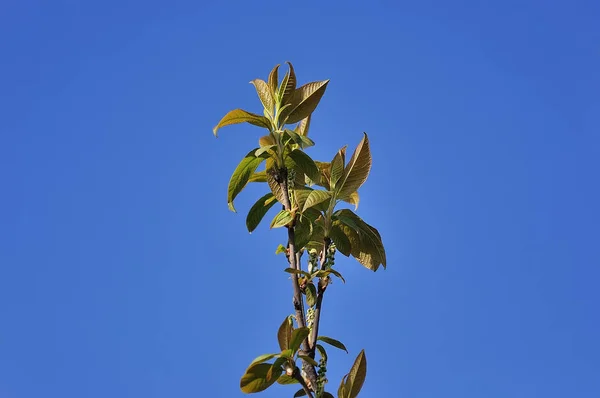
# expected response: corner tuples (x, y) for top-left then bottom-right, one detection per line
(326, 268), (346, 283)
(338, 374), (349, 398)
(240, 363), (281, 393)
(284, 268), (312, 278)
(345, 349), (367, 398)
(279, 61), (296, 106)
(302, 190), (332, 213)
(290, 327), (310, 354)
(248, 170), (267, 183)
(268, 64), (280, 98)
(288, 149), (320, 183)
(305, 282), (317, 307)
(341, 191), (359, 210)
(227, 149), (267, 212)
(295, 114), (311, 137)
(270, 209), (293, 229)
(285, 80), (330, 125)
(248, 353), (279, 367)
(259, 134), (275, 147)
(250, 79), (274, 112)
(277, 316), (293, 351)
(317, 336), (348, 353)
(298, 355), (318, 367)
(269, 357), (288, 380)
(246, 192), (277, 232)
(330, 146), (347, 190)
(336, 133), (372, 199)
(275, 244), (287, 255)
(255, 145), (277, 157)
(213, 109), (270, 137)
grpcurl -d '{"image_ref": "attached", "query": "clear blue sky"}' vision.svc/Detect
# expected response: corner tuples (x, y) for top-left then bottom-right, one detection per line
(1, 1), (599, 397)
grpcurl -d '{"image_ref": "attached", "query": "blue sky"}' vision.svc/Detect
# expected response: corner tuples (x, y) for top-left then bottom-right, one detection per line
(1, 1), (599, 397)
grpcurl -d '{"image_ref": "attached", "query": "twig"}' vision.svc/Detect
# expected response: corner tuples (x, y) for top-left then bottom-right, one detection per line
(309, 237), (331, 351)
(293, 367), (314, 398)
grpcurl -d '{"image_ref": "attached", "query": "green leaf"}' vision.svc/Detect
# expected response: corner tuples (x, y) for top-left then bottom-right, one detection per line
(334, 209), (386, 271)
(248, 170), (267, 183)
(327, 268), (346, 283)
(288, 149), (320, 183)
(330, 146), (347, 190)
(277, 374), (299, 385)
(269, 357), (288, 380)
(268, 64), (280, 98)
(290, 327), (310, 354)
(317, 336), (348, 353)
(284, 129), (315, 149)
(302, 190), (332, 213)
(298, 355), (318, 367)
(285, 80), (330, 124)
(248, 353), (279, 367)
(277, 316), (293, 351)
(293, 389), (307, 397)
(280, 348), (294, 359)
(254, 145), (277, 158)
(293, 187), (314, 212)
(246, 192), (277, 233)
(294, 214), (313, 249)
(240, 363), (281, 393)
(284, 268), (311, 278)
(250, 79), (274, 113)
(316, 344), (328, 362)
(270, 209), (293, 229)
(336, 133), (372, 200)
(227, 149), (267, 212)
(345, 349), (367, 398)
(275, 244), (287, 255)
(305, 282), (317, 307)
(213, 109), (270, 137)
(323, 392), (335, 398)
(279, 61), (296, 106)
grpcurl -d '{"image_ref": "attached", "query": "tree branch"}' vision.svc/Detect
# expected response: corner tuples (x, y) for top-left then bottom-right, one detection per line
(309, 237), (331, 351)
(277, 168), (319, 389)
(293, 367), (314, 398)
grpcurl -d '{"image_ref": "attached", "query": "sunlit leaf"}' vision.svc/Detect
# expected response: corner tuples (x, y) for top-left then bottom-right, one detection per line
(267, 168), (287, 205)
(275, 244), (287, 255)
(255, 145), (277, 158)
(284, 80), (330, 124)
(240, 363), (281, 393)
(345, 349), (367, 398)
(341, 191), (359, 210)
(290, 327), (310, 354)
(329, 221), (353, 256)
(284, 268), (312, 278)
(249, 170), (267, 183)
(336, 133), (372, 199)
(302, 190), (332, 213)
(295, 115), (311, 137)
(270, 209), (293, 229)
(228, 149), (267, 212)
(246, 192), (277, 233)
(317, 336), (348, 353)
(330, 146), (347, 190)
(268, 64), (280, 98)
(250, 79), (274, 112)
(338, 374), (349, 398)
(248, 353), (279, 367)
(259, 134), (275, 147)
(277, 316), (293, 351)
(213, 109), (270, 137)
(279, 61), (296, 106)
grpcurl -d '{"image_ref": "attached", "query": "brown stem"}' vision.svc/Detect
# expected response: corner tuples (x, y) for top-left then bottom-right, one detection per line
(278, 168), (319, 389)
(309, 237), (331, 352)
(293, 367), (314, 398)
